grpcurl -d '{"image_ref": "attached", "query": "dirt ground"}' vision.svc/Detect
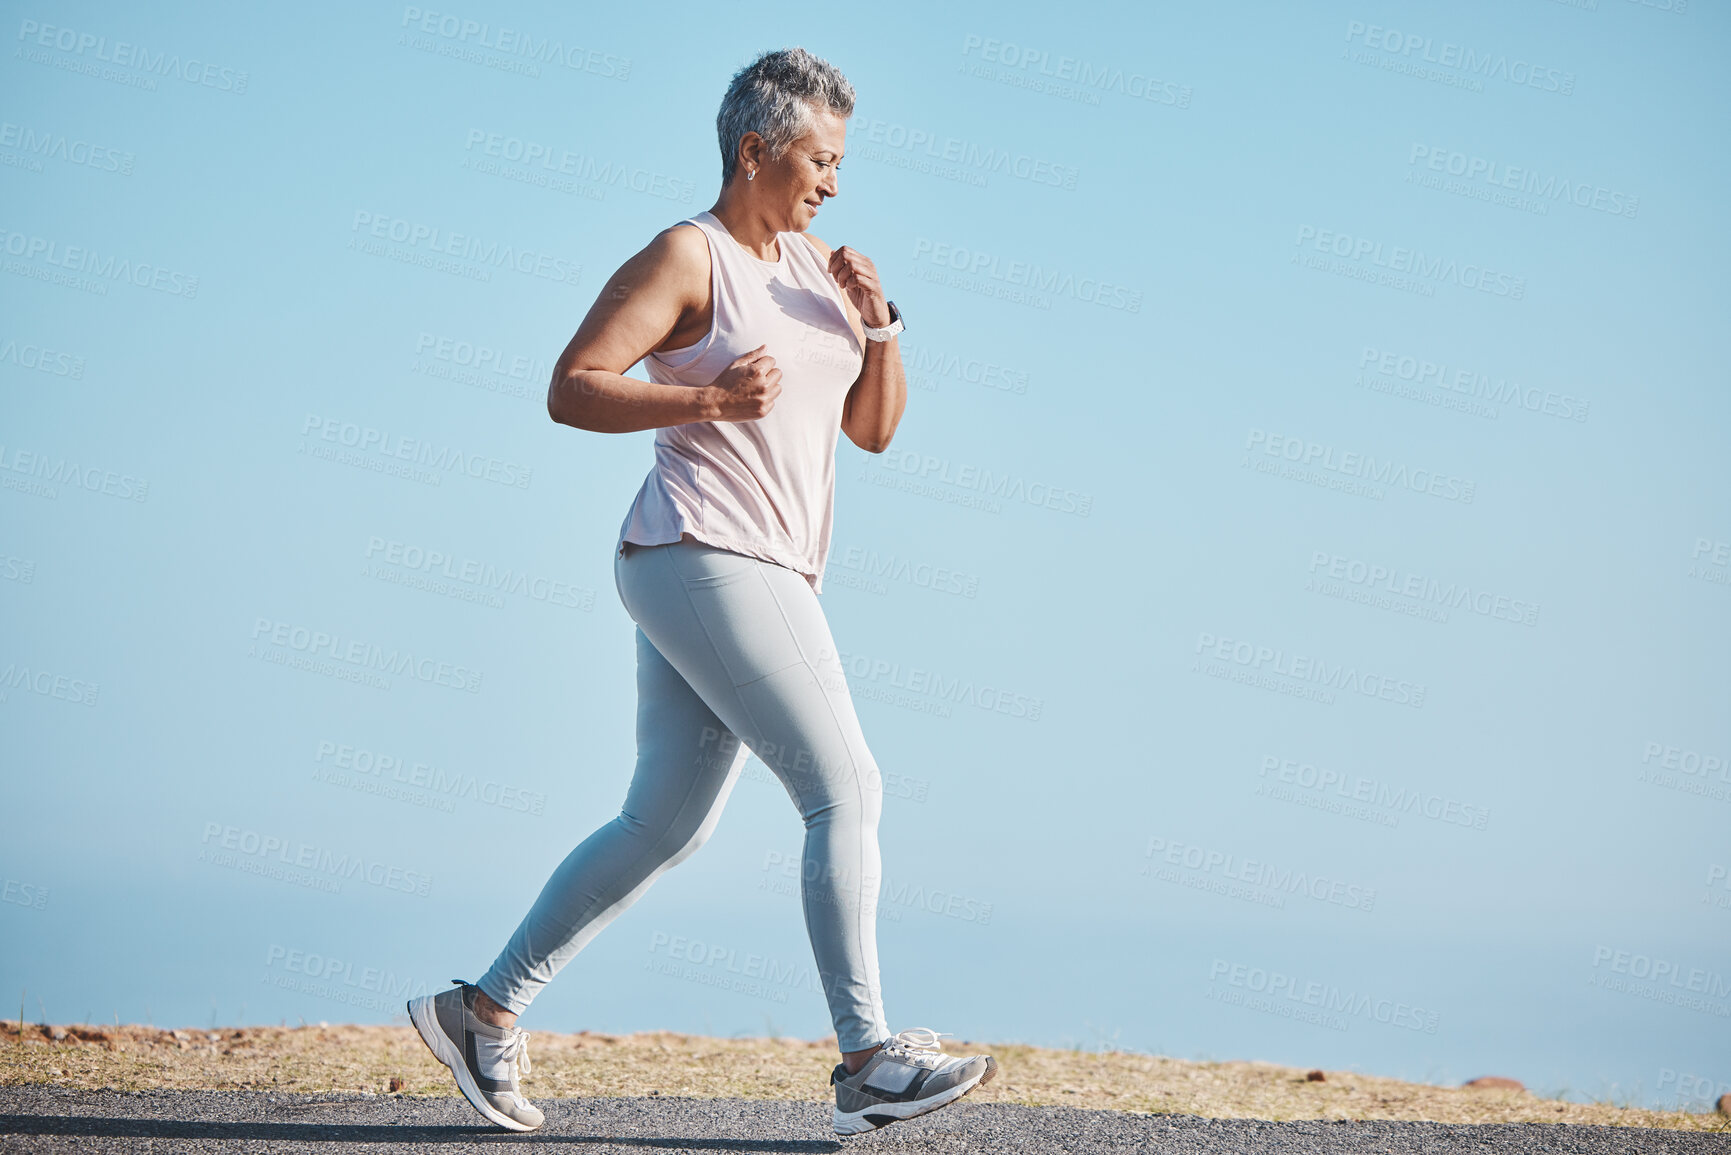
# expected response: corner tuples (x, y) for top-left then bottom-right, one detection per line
(3, 1021), (1726, 1133)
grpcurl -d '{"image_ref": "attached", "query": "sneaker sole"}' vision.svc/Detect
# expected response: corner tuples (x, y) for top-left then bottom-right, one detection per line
(832, 1055), (997, 1136)
(406, 995), (539, 1132)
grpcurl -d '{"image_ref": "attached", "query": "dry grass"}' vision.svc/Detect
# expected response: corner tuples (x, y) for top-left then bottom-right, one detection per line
(3, 1021), (1726, 1133)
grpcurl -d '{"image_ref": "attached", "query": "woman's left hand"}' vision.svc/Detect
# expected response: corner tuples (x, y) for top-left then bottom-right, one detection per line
(826, 246), (891, 328)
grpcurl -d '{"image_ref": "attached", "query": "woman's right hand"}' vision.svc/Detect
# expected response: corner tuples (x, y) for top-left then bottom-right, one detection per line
(706, 344), (782, 422)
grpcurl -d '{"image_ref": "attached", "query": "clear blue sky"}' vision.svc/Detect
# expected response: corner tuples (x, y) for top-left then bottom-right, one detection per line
(3, 0), (1727, 1113)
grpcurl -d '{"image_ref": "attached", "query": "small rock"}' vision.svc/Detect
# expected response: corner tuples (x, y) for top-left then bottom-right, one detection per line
(207, 1032), (222, 1043)
(1717, 1092), (1730, 1117)
(1464, 1076), (1524, 1091)
(48, 1027), (67, 1042)
(1306, 1069), (1326, 1082)
(171, 1030), (190, 1041)
(389, 1077), (405, 1092)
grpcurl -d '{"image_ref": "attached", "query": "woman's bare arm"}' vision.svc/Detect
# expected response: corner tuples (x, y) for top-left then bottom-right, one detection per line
(804, 232), (905, 454)
(547, 226), (779, 433)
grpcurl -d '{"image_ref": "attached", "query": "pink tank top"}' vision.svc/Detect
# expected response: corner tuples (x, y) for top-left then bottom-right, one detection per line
(615, 210), (865, 593)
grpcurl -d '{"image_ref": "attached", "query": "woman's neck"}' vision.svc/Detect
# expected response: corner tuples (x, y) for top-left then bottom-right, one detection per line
(707, 194), (781, 261)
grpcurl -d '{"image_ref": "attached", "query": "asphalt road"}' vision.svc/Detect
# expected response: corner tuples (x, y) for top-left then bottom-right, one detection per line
(2, 1086), (1727, 1153)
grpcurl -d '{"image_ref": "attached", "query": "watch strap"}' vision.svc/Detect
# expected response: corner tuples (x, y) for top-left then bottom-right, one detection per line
(864, 300), (904, 342)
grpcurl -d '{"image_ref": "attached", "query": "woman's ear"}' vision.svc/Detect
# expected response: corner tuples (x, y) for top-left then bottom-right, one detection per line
(736, 131), (766, 179)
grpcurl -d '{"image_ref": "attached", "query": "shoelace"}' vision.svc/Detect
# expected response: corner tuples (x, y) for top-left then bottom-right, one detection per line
(498, 1029), (532, 1081)
(456, 980), (532, 1083)
(879, 1027), (950, 1065)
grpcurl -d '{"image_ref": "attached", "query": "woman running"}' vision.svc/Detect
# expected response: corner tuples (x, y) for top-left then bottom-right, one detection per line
(408, 46), (996, 1137)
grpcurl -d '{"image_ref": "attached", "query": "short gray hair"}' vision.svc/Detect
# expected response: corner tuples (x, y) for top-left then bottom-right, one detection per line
(716, 48), (855, 185)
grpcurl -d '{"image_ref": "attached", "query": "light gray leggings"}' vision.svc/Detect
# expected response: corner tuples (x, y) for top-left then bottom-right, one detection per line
(477, 536), (889, 1052)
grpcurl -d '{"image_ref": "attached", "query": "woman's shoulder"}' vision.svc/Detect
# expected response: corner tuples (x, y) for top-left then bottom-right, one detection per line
(652, 216), (712, 256)
(631, 218), (712, 287)
(799, 230), (834, 260)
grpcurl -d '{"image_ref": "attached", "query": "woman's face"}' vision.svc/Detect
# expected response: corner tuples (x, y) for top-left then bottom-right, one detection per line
(747, 108), (846, 233)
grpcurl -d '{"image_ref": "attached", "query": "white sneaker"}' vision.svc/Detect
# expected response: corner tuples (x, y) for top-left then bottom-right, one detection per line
(830, 1028), (997, 1135)
(407, 978), (544, 1131)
